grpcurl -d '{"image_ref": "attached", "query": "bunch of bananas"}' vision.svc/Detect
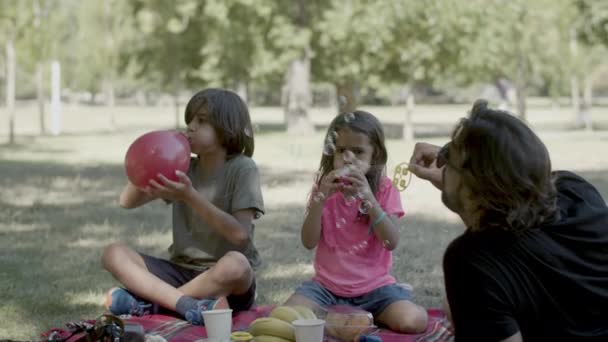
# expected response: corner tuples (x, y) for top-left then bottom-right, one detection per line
(248, 305), (317, 342)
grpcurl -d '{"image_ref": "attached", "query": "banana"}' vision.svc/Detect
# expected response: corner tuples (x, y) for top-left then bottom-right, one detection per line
(270, 305), (302, 323)
(253, 336), (293, 342)
(248, 317), (296, 341)
(290, 305), (317, 320)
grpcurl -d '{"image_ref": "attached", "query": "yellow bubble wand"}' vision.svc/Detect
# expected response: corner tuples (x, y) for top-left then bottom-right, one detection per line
(392, 162), (412, 192)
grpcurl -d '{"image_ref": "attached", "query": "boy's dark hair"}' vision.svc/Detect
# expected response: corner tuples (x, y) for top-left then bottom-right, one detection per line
(184, 88), (254, 157)
(451, 99), (559, 233)
(316, 110), (388, 195)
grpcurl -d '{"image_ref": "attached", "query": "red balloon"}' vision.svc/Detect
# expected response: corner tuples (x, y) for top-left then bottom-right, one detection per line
(125, 130), (191, 188)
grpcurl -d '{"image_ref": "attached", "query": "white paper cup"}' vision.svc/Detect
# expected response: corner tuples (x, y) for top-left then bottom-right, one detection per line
(201, 309), (233, 341)
(293, 318), (325, 342)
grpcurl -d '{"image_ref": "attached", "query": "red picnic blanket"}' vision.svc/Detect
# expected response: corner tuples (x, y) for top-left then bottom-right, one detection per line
(42, 306), (453, 342)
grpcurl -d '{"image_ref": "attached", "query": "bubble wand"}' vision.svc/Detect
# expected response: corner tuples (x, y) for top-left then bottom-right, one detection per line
(392, 162), (412, 192)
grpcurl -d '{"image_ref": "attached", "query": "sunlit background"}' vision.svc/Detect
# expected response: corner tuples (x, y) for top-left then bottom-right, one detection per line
(1, 0), (607, 339)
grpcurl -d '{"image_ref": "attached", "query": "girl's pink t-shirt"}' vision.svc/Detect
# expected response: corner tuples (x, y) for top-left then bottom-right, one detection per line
(312, 176), (405, 297)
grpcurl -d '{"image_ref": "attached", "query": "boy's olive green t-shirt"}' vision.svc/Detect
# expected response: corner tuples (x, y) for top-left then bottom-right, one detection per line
(169, 155), (264, 270)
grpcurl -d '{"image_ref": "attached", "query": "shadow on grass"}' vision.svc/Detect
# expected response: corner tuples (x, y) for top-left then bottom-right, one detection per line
(0, 159), (319, 339)
(0, 141), (73, 156)
(2, 157), (607, 339)
(0, 160), (175, 339)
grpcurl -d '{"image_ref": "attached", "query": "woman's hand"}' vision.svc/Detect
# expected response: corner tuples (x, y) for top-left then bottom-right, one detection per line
(409, 142), (444, 189)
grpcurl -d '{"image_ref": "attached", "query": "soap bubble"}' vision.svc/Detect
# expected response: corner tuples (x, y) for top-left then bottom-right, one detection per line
(358, 199), (373, 215)
(344, 112), (355, 123)
(243, 126), (252, 137)
(323, 142), (336, 156)
(311, 191), (325, 203)
(339, 95), (347, 109)
(344, 195), (357, 206)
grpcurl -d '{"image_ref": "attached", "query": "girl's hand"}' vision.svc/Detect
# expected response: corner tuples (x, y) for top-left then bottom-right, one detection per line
(317, 169), (343, 197)
(341, 166), (373, 200)
(144, 170), (196, 202)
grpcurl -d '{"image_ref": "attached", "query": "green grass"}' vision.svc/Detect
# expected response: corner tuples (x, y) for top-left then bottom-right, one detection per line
(1, 103), (608, 340)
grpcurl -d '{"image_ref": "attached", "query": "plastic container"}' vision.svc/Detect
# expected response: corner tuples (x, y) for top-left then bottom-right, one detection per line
(318, 305), (376, 342)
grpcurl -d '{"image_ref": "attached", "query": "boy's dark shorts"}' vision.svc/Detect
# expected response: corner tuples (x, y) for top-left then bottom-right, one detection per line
(140, 253), (256, 312)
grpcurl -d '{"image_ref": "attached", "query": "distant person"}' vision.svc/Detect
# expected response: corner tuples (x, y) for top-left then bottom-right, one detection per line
(409, 100), (608, 341)
(102, 88), (264, 325)
(285, 110), (428, 333)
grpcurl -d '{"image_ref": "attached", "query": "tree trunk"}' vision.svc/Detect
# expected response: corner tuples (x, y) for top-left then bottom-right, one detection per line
(50, 61), (62, 135)
(104, 79), (116, 129)
(515, 83), (527, 122)
(104, 0), (116, 130)
(580, 75), (593, 131)
(569, 26), (583, 129)
(36, 62), (46, 135)
(234, 80), (248, 103)
(403, 88), (415, 142)
(571, 75), (581, 128)
(283, 49), (314, 135)
(173, 93), (180, 129)
(494, 78), (511, 111)
(335, 81), (358, 114)
(515, 56), (527, 121)
(6, 39), (16, 144)
(34, 0), (46, 135)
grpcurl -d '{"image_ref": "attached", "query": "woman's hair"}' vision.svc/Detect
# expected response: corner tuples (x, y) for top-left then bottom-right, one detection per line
(316, 110), (388, 195)
(451, 99), (559, 233)
(184, 88), (254, 157)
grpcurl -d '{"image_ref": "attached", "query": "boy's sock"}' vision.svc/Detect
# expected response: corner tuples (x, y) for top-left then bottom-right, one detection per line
(176, 295), (230, 325)
(175, 296), (199, 317)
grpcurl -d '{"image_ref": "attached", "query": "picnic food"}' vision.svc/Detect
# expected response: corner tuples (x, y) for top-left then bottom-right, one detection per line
(251, 336), (293, 342)
(324, 305), (374, 342)
(248, 317), (296, 341)
(290, 305), (317, 320)
(269, 306), (302, 323)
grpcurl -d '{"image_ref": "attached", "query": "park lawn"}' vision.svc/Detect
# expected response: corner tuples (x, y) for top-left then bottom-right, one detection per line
(1, 103), (607, 339)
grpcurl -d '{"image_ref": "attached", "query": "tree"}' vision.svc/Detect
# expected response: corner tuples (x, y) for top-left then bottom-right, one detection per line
(570, 0), (608, 129)
(377, 0), (472, 140)
(14, 0), (67, 136)
(122, 0), (279, 128)
(272, 0), (322, 135)
(121, 0), (209, 128)
(311, 0), (392, 113)
(576, 0), (608, 47)
(443, 0), (566, 121)
(0, 1), (33, 144)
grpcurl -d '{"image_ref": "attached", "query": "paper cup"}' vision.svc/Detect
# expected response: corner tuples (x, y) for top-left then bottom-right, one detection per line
(293, 318), (325, 342)
(201, 309), (233, 341)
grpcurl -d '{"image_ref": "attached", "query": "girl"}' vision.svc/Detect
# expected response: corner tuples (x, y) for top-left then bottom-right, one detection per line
(285, 110), (428, 333)
(102, 88), (264, 325)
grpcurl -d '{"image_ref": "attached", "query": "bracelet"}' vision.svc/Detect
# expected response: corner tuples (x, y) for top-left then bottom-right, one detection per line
(372, 211), (387, 227)
(369, 211), (387, 234)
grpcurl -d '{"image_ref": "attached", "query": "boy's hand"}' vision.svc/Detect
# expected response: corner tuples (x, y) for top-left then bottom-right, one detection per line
(145, 170), (196, 202)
